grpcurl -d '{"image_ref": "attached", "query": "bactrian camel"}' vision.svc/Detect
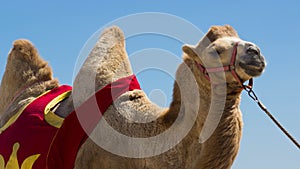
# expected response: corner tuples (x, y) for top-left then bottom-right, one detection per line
(0, 25), (266, 169)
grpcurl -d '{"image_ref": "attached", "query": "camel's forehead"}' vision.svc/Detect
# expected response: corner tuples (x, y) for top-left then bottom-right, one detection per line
(214, 37), (241, 44)
(215, 37), (256, 45)
(213, 37), (259, 50)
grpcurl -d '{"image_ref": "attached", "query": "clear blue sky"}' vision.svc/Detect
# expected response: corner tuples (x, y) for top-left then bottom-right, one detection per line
(0, 1), (299, 168)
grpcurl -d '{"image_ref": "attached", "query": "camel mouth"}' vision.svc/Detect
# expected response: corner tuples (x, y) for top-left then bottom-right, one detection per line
(239, 58), (266, 77)
(243, 68), (264, 77)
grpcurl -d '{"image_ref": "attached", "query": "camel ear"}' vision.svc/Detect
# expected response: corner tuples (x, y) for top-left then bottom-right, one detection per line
(182, 44), (199, 59)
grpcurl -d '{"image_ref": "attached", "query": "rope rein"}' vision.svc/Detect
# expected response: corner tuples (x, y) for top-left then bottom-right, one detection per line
(243, 85), (300, 149)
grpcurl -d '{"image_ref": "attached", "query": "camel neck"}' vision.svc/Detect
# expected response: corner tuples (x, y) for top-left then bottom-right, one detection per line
(195, 85), (243, 168)
(164, 60), (243, 168)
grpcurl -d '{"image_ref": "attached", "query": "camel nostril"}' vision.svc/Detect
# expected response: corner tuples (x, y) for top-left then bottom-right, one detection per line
(246, 46), (260, 55)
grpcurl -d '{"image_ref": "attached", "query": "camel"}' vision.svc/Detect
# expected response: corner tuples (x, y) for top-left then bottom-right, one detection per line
(0, 25), (266, 169)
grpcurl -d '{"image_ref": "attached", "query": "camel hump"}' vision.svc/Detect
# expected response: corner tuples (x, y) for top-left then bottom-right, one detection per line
(13, 39), (35, 50)
(11, 39), (39, 58)
(98, 26), (125, 48)
(72, 26), (133, 103)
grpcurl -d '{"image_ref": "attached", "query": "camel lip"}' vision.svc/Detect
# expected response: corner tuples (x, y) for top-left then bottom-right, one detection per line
(239, 61), (265, 70)
(239, 61), (265, 77)
(246, 70), (263, 77)
(243, 66), (264, 77)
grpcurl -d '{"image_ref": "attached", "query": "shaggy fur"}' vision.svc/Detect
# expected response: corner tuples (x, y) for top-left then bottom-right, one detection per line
(0, 25), (265, 169)
(0, 39), (58, 127)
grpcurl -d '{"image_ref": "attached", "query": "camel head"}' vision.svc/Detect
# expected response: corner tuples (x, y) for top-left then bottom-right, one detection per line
(182, 25), (266, 89)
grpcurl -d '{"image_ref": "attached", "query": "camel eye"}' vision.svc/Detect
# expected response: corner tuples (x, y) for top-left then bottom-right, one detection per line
(209, 48), (222, 56)
(209, 44), (224, 56)
(215, 48), (225, 56)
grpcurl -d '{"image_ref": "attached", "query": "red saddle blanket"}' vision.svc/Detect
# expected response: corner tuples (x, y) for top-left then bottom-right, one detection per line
(0, 75), (140, 169)
(0, 85), (72, 169)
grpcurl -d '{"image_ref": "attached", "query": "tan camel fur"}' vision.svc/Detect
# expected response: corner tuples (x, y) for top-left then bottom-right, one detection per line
(0, 25), (266, 169)
(0, 39), (59, 126)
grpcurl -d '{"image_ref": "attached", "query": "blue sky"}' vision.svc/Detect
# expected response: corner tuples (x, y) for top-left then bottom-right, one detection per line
(0, 1), (299, 168)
